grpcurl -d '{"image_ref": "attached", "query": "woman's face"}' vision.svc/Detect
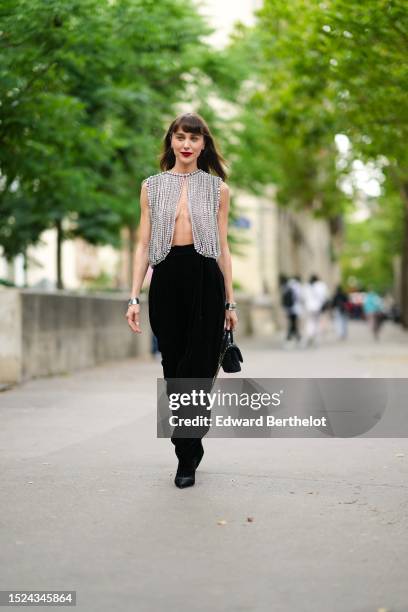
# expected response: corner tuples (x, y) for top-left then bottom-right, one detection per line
(171, 127), (204, 166)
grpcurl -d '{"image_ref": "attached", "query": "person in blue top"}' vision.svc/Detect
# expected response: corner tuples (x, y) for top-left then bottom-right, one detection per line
(363, 288), (385, 340)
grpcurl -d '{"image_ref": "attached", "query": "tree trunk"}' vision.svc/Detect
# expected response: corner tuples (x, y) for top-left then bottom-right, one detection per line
(22, 250), (28, 287)
(6, 259), (15, 285)
(56, 219), (63, 290)
(401, 182), (408, 328)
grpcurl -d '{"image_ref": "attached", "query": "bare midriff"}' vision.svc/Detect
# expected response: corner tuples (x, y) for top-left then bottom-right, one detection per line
(171, 177), (194, 246)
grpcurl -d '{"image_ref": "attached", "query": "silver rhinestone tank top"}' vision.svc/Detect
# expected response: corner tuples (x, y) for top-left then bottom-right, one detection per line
(143, 169), (222, 267)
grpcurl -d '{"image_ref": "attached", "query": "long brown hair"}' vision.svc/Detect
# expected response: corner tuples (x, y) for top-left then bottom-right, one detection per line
(159, 112), (228, 181)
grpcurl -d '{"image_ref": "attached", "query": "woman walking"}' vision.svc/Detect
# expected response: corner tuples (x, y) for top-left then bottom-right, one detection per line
(125, 112), (238, 489)
(363, 288), (385, 340)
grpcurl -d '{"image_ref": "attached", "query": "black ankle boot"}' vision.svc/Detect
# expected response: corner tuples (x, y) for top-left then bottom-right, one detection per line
(194, 440), (204, 469)
(174, 457), (197, 488)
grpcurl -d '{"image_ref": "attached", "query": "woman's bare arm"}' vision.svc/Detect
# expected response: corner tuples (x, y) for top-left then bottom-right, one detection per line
(126, 180), (151, 334)
(217, 181), (238, 331)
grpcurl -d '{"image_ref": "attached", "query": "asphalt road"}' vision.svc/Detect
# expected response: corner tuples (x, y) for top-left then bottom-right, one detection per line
(1, 321), (407, 612)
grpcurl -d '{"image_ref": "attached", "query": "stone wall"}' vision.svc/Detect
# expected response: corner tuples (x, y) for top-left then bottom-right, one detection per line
(0, 289), (22, 384)
(0, 289), (263, 385)
(0, 289), (151, 385)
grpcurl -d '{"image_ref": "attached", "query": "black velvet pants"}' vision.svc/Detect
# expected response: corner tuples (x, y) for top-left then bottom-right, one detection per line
(148, 244), (226, 462)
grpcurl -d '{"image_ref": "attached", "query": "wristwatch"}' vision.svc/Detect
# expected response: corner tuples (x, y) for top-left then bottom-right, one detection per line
(225, 302), (237, 310)
(128, 297), (140, 306)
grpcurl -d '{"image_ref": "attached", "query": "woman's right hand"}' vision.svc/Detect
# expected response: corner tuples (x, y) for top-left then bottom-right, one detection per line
(125, 304), (142, 334)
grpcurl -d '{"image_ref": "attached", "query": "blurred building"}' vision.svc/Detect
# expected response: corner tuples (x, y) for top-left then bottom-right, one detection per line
(278, 208), (341, 287)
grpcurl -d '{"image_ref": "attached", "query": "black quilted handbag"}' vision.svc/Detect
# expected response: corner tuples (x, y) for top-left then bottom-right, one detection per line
(211, 329), (243, 389)
(222, 329), (243, 372)
(218, 329), (243, 373)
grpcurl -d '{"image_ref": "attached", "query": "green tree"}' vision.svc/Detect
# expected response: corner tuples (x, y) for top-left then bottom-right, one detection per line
(0, 0), (225, 288)
(217, 7), (351, 277)
(341, 188), (404, 292)
(255, 0), (408, 321)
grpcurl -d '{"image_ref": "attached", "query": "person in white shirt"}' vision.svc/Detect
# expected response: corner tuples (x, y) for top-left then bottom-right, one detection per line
(302, 274), (328, 347)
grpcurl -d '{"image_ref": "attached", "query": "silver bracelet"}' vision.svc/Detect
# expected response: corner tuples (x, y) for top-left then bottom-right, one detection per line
(128, 297), (140, 306)
(225, 302), (237, 311)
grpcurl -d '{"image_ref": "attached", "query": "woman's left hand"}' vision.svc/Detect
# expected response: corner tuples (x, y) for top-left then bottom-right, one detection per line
(225, 310), (238, 331)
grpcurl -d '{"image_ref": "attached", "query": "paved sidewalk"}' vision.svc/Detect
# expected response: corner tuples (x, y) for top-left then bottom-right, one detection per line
(1, 321), (407, 612)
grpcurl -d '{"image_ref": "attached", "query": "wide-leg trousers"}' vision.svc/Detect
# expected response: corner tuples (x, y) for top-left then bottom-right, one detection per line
(148, 244), (226, 461)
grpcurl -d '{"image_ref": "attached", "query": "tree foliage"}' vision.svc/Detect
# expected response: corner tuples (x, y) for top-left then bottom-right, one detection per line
(222, 0), (407, 313)
(0, 0), (223, 284)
